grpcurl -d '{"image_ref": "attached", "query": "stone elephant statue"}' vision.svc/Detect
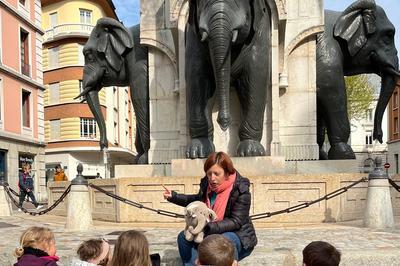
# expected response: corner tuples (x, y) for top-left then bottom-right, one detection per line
(317, 0), (400, 159)
(185, 0), (271, 159)
(75, 18), (149, 164)
(184, 201), (217, 243)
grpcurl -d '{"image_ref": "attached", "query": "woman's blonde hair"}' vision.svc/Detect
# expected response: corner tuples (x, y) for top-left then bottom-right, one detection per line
(14, 226), (55, 258)
(109, 230), (151, 266)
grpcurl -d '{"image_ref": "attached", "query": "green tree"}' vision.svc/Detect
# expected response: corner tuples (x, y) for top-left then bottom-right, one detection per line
(345, 74), (375, 121)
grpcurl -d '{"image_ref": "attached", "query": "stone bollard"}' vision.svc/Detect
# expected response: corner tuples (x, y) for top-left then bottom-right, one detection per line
(364, 157), (395, 229)
(65, 163), (92, 231)
(0, 180), (12, 216)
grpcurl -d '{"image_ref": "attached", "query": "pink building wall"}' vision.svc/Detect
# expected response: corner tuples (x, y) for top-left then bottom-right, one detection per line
(1, 0), (40, 139)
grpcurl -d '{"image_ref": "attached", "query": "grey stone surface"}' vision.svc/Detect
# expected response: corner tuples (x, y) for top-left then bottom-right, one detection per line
(364, 179), (395, 228)
(2, 213), (400, 265)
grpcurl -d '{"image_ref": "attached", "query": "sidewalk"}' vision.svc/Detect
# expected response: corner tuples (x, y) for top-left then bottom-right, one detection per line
(1, 211), (400, 265)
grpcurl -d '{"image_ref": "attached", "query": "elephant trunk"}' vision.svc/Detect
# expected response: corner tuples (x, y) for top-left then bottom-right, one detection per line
(209, 15), (232, 131)
(373, 73), (397, 143)
(86, 89), (108, 150)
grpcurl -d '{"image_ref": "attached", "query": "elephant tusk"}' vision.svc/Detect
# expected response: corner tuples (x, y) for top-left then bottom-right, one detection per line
(201, 31), (208, 42)
(384, 67), (400, 78)
(74, 87), (92, 100)
(232, 30), (238, 43)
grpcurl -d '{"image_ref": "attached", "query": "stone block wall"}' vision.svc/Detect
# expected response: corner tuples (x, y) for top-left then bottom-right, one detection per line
(47, 174), (400, 224)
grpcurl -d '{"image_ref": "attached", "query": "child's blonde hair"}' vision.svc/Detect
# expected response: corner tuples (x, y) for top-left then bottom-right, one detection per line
(14, 226), (55, 258)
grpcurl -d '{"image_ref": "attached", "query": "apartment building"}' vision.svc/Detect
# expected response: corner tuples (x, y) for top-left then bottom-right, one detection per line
(0, 0), (46, 200)
(387, 79), (400, 174)
(42, 0), (136, 180)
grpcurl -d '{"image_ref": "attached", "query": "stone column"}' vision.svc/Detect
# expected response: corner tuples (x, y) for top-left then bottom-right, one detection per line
(65, 164), (92, 231)
(0, 181), (12, 217)
(364, 157), (395, 229)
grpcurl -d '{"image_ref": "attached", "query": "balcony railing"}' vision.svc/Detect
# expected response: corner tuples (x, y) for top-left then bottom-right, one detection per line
(21, 62), (30, 77)
(44, 24), (94, 42)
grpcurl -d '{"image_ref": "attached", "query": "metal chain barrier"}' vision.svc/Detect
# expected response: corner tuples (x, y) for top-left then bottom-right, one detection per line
(2, 182), (72, 216)
(389, 178), (400, 193)
(250, 177), (368, 220)
(90, 178), (367, 221)
(89, 183), (185, 219)
(7, 186), (44, 203)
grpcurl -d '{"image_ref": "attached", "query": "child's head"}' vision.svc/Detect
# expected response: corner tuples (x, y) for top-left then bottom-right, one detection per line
(196, 234), (237, 266)
(110, 230), (151, 266)
(14, 226), (56, 258)
(303, 241), (341, 266)
(77, 238), (110, 266)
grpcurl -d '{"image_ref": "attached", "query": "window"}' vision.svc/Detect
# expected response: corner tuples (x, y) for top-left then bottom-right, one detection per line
(366, 109), (373, 122)
(22, 90), (31, 128)
(80, 118), (96, 138)
(50, 120), (60, 140)
(394, 91), (399, 109)
(48, 47), (59, 68)
(365, 134), (373, 145)
(395, 154), (399, 174)
(49, 82), (59, 104)
(78, 44), (84, 65)
(114, 121), (118, 143)
(0, 78), (3, 125)
(20, 29), (29, 77)
(80, 9), (92, 24)
(395, 117), (399, 133)
(19, 0), (26, 6)
(50, 12), (58, 28)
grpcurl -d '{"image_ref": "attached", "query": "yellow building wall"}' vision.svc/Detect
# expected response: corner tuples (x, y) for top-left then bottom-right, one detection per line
(45, 117), (81, 141)
(42, 0), (108, 30)
(43, 44), (80, 70)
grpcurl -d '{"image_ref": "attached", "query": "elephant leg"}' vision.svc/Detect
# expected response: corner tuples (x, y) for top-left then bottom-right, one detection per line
(235, 57), (268, 156)
(317, 102), (328, 160)
(130, 60), (149, 164)
(186, 24), (215, 159)
(317, 74), (355, 160)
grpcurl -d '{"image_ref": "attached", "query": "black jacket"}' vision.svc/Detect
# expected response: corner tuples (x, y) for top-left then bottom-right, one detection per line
(168, 171), (257, 249)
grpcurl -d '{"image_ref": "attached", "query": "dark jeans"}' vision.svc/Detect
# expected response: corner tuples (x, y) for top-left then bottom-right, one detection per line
(177, 231), (254, 266)
(18, 189), (39, 208)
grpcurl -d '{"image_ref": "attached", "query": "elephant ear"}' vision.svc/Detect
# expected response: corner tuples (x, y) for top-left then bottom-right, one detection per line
(252, 0), (267, 32)
(95, 18), (133, 72)
(207, 209), (217, 222)
(333, 0), (376, 56)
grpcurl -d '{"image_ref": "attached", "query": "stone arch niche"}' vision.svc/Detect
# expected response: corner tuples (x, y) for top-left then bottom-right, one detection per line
(140, 0), (323, 163)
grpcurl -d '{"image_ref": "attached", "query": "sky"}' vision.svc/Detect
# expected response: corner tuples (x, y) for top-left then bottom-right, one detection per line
(114, 0), (400, 52)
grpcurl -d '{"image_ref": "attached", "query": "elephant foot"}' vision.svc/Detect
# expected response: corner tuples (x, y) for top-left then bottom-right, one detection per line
(328, 142), (355, 160)
(319, 148), (329, 160)
(137, 152), (148, 164)
(186, 138), (215, 159)
(237, 139), (265, 157)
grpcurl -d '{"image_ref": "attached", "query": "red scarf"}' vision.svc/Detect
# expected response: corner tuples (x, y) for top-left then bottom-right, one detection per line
(205, 172), (236, 221)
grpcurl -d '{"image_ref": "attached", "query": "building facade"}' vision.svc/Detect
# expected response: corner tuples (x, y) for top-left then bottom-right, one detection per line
(0, 0), (46, 200)
(387, 80), (400, 174)
(42, 0), (136, 180)
(350, 93), (388, 172)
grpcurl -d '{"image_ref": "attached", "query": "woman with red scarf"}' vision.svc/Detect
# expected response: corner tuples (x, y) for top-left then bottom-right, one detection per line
(164, 152), (257, 265)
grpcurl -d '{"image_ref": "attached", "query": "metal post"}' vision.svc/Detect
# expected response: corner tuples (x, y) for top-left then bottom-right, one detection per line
(364, 157), (395, 228)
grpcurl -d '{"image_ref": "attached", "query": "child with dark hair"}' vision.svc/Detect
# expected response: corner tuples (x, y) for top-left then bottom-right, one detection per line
(302, 241), (341, 266)
(196, 234), (237, 266)
(71, 238), (110, 266)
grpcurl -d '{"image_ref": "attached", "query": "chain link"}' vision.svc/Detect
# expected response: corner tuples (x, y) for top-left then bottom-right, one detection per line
(89, 183), (185, 219)
(389, 178), (400, 193)
(3, 183), (71, 216)
(250, 177), (367, 220)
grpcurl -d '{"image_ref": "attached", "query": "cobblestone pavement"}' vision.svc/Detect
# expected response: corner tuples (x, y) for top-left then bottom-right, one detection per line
(1, 212), (400, 265)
